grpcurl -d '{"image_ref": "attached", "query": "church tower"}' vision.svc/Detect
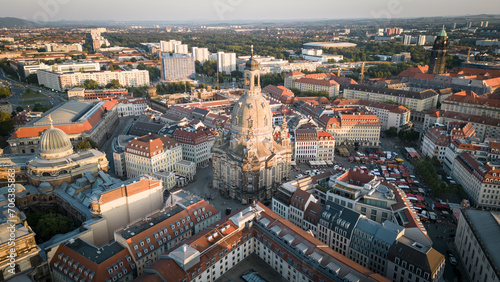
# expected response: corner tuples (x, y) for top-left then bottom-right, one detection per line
(211, 46), (292, 204)
(428, 26), (448, 75)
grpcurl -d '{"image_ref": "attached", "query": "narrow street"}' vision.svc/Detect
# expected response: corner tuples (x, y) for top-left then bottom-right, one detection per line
(100, 116), (136, 176)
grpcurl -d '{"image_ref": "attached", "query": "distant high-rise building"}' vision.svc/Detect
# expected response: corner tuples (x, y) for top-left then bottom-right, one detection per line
(216, 51), (237, 74)
(192, 47), (209, 63)
(485, 21), (489, 28)
(160, 40), (182, 52)
(468, 21), (473, 28)
(480, 21), (484, 27)
(453, 22), (457, 29)
(403, 35), (412, 46)
(161, 54), (195, 81)
(417, 35), (426, 46)
(174, 43), (189, 54)
(428, 27), (448, 75)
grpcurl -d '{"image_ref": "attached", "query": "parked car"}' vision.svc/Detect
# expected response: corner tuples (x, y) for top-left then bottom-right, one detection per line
(449, 256), (457, 266)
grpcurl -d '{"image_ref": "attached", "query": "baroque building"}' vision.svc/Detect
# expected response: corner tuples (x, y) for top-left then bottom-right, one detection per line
(26, 115), (108, 188)
(211, 47), (292, 204)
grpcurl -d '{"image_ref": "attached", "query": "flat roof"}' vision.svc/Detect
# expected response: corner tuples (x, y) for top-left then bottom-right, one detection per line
(304, 42), (357, 48)
(66, 238), (125, 264)
(464, 209), (500, 271)
(117, 205), (184, 240)
(31, 100), (95, 125)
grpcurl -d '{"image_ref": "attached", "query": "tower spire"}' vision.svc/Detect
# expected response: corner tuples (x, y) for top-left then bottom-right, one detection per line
(48, 114), (53, 127)
(251, 45), (254, 58)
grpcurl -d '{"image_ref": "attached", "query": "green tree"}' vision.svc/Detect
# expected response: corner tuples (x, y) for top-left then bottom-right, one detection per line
(82, 79), (100, 89)
(106, 79), (122, 89)
(385, 127), (398, 137)
(16, 106), (24, 112)
(137, 63), (146, 70)
(75, 138), (98, 151)
(33, 103), (52, 112)
(260, 72), (285, 88)
(445, 55), (463, 69)
(26, 73), (39, 84)
(0, 86), (11, 98)
(34, 212), (75, 242)
(146, 66), (161, 81)
(0, 59), (18, 79)
(0, 111), (14, 136)
(195, 60), (217, 77)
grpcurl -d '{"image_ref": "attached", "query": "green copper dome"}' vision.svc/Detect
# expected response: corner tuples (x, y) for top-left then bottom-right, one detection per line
(437, 27), (447, 37)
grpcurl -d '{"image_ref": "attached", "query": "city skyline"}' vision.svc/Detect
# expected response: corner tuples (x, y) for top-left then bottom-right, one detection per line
(1, 0), (500, 23)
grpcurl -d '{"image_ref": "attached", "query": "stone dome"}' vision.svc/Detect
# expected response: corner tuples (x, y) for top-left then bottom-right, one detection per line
(39, 181), (53, 192)
(38, 124), (74, 159)
(230, 92), (273, 139)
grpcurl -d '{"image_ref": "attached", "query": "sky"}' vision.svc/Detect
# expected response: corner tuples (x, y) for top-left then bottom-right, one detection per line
(1, 0), (500, 23)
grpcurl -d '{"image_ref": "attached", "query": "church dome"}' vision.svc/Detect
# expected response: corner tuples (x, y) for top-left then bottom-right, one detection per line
(38, 115), (74, 159)
(245, 57), (260, 71)
(245, 45), (260, 71)
(230, 90), (273, 138)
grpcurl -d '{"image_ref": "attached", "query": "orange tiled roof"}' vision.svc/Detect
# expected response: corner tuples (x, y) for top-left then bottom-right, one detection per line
(10, 99), (117, 139)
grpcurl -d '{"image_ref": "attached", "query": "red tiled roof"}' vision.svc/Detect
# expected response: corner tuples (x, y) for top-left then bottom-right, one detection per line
(397, 65), (428, 78)
(122, 200), (218, 261)
(290, 189), (314, 211)
(285, 70), (305, 76)
(10, 99), (118, 139)
(125, 133), (179, 158)
(295, 77), (339, 87)
(333, 99), (410, 114)
(337, 169), (376, 185)
(303, 201), (322, 224)
(427, 110), (500, 127)
(143, 203), (389, 282)
(50, 239), (133, 282)
(172, 128), (215, 146)
(444, 90), (500, 108)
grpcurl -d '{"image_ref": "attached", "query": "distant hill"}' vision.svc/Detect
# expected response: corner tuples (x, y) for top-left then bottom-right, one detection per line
(0, 17), (37, 28)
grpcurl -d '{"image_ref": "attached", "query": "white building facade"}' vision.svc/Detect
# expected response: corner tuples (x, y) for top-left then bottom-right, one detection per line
(217, 51), (237, 74)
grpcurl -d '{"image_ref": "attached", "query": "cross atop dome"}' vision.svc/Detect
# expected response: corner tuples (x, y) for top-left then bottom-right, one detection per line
(48, 114), (53, 127)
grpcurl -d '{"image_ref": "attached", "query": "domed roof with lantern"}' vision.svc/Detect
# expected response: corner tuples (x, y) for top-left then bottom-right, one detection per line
(230, 45), (273, 140)
(38, 114), (74, 159)
(245, 45), (260, 71)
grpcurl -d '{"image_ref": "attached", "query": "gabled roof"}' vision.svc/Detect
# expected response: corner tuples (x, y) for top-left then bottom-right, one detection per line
(444, 90), (500, 108)
(50, 238), (134, 282)
(125, 133), (179, 157)
(346, 84), (438, 100)
(397, 65), (428, 78)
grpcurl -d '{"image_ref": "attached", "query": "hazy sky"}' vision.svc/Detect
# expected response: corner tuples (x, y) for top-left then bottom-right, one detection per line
(2, 0), (499, 23)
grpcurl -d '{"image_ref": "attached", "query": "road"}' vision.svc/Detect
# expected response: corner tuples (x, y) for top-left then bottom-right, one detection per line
(0, 68), (64, 109)
(99, 116), (136, 177)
